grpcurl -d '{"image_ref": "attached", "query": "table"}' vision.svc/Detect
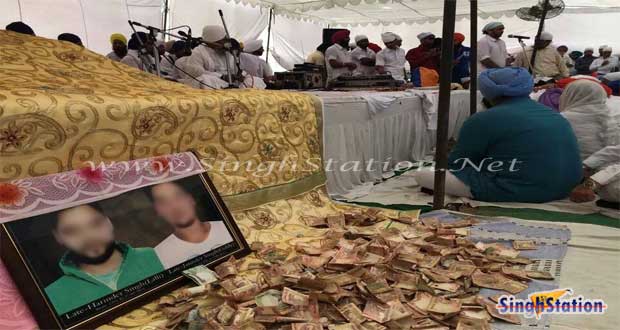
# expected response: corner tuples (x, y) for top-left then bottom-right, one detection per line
(312, 89), (478, 198)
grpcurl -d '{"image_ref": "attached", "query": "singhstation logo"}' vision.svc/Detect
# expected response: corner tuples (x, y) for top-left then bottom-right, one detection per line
(496, 288), (607, 319)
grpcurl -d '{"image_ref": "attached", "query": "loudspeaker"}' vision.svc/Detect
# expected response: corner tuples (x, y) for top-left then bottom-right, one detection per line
(322, 28), (347, 45)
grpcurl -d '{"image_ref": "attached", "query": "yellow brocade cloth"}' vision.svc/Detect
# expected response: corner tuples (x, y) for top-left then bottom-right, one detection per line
(0, 31), (419, 329)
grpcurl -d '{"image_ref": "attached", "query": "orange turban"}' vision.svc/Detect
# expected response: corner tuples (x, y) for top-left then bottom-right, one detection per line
(454, 33), (465, 44)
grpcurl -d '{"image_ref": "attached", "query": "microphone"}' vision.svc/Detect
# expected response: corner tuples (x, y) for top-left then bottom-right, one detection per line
(178, 31), (201, 40)
(128, 20), (162, 33)
(508, 34), (530, 39)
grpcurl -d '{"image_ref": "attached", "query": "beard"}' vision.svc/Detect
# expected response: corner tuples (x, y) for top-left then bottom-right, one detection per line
(174, 217), (197, 229)
(66, 241), (117, 265)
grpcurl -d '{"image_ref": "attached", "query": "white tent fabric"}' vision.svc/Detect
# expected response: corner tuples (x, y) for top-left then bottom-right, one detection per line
(1, 0), (163, 55)
(3, 0), (618, 72)
(216, 0), (620, 26)
(169, 0), (269, 45)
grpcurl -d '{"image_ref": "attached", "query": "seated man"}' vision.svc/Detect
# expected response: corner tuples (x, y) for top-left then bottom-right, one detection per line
(121, 32), (156, 73)
(106, 33), (128, 62)
(240, 39), (274, 82)
(414, 67), (582, 203)
(570, 145), (619, 206)
(590, 47), (619, 77)
(513, 32), (569, 79)
(189, 25), (265, 89)
(574, 47), (597, 75)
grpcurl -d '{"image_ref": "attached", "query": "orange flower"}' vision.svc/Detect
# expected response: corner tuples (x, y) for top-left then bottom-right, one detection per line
(0, 183), (23, 206)
(78, 166), (105, 183)
(151, 156), (170, 173)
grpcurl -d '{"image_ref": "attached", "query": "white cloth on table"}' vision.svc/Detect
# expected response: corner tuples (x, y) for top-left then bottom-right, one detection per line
(239, 53), (273, 79)
(315, 90), (430, 197)
(325, 43), (353, 81)
(362, 91), (419, 117)
(375, 47), (406, 81)
(584, 145), (620, 203)
(477, 35), (507, 72)
(351, 47), (376, 76)
(590, 56), (619, 75)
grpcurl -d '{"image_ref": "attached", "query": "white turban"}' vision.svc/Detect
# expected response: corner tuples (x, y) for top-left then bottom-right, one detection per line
(599, 45), (608, 50)
(381, 32), (397, 43)
(395, 34), (402, 41)
(244, 39), (263, 53)
(483, 22), (503, 32)
(202, 25), (226, 43)
(355, 35), (368, 43)
(603, 46), (612, 52)
(417, 32), (434, 40)
(539, 31), (553, 41)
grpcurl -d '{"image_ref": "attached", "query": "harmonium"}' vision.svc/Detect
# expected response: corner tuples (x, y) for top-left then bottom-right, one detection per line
(273, 63), (325, 90)
(329, 74), (405, 88)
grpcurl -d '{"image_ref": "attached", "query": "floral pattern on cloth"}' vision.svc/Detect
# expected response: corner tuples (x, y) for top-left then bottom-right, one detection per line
(0, 153), (203, 222)
(0, 30), (322, 198)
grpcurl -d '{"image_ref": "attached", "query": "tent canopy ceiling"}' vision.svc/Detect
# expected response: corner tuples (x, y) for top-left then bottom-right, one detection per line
(233, 0), (620, 25)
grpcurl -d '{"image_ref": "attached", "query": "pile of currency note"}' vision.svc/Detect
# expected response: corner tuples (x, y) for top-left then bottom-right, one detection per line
(158, 209), (553, 330)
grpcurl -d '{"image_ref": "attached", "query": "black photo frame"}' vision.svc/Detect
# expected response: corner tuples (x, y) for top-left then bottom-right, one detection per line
(1, 172), (250, 329)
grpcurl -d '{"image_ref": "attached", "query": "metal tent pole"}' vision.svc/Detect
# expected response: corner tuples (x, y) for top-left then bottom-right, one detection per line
(530, 0), (551, 73)
(432, 0), (458, 210)
(266, 7), (274, 62)
(470, 0), (478, 115)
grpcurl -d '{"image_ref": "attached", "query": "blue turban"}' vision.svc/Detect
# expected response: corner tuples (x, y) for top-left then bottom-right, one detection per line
(479, 67), (534, 101)
(483, 22), (503, 33)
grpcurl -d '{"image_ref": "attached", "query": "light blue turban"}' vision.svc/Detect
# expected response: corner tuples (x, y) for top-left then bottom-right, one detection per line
(479, 67), (534, 101)
(483, 22), (504, 32)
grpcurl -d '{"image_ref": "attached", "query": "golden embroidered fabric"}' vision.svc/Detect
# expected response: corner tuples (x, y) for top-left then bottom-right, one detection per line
(0, 31), (420, 329)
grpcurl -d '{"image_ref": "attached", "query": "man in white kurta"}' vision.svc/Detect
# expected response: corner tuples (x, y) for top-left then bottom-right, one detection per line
(571, 145), (620, 204)
(151, 182), (234, 269)
(189, 25), (265, 89)
(590, 47), (619, 76)
(351, 35), (376, 76)
(325, 29), (356, 82)
(121, 32), (156, 74)
(375, 32), (406, 81)
(477, 22), (511, 72)
(240, 39), (274, 81)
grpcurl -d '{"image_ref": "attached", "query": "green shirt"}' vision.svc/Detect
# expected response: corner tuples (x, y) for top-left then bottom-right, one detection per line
(44, 242), (164, 315)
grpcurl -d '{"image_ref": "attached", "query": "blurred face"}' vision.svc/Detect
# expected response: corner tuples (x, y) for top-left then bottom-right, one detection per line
(357, 39), (369, 49)
(488, 26), (504, 39)
(112, 40), (127, 56)
(338, 37), (350, 47)
(602, 51), (612, 58)
(585, 50), (594, 57)
(152, 183), (197, 229)
(386, 41), (399, 50)
(421, 36), (435, 48)
(54, 205), (114, 261)
(535, 39), (552, 49)
(157, 44), (166, 55)
(253, 47), (265, 56)
(557, 47), (568, 55)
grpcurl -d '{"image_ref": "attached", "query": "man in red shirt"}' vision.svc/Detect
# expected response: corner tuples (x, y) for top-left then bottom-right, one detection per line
(406, 32), (440, 72)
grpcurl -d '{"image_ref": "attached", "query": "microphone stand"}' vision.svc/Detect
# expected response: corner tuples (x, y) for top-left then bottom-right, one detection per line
(515, 36), (534, 75)
(218, 9), (241, 88)
(128, 20), (160, 77)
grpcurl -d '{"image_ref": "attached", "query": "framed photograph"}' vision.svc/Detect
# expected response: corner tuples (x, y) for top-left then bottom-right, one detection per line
(0, 154), (250, 329)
